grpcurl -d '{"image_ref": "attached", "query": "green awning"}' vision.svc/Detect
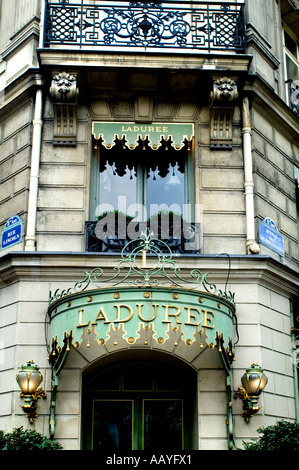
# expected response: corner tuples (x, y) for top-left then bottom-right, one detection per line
(48, 285), (235, 351)
(92, 122), (194, 150)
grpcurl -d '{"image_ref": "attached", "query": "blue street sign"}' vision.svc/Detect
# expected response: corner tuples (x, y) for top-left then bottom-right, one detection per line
(258, 218), (284, 257)
(1, 215), (23, 250)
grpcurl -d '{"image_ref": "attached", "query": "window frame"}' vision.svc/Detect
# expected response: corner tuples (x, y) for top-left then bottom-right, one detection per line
(282, 26), (299, 108)
(90, 136), (195, 223)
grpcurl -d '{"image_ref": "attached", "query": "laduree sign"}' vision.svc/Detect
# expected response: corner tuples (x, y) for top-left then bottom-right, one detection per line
(48, 230), (235, 354)
(47, 231), (236, 442)
(1, 215), (23, 250)
(49, 285), (234, 349)
(92, 122), (194, 150)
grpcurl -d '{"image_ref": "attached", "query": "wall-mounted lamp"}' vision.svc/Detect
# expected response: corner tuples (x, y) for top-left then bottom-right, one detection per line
(234, 363), (268, 422)
(16, 360), (47, 423)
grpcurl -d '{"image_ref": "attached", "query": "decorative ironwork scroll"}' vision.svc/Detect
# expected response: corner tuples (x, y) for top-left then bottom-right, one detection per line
(44, 1), (246, 53)
(85, 219), (200, 254)
(49, 229), (234, 303)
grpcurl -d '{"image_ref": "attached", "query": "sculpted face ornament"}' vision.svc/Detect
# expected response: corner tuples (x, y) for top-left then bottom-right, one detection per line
(50, 72), (78, 102)
(211, 77), (238, 104)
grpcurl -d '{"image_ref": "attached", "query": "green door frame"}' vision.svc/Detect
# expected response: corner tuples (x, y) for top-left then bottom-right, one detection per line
(82, 360), (195, 450)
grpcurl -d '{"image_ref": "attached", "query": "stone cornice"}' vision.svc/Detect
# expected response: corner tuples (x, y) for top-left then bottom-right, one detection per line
(37, 49), (252, 73)
(0, 252), (298, 297)
(0, 69), (42, 117)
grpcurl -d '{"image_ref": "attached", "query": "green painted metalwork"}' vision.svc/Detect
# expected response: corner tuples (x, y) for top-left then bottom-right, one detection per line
(49, 285), (234, 350)
(47, 230), (236, 446)
(92, 122), (194, 151)
(49, 229), (235, 303)
(48, 331), (72, 439)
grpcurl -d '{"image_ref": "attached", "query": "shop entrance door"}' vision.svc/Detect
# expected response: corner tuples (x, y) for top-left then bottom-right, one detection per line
(92, 398), (183, 451)
(83, 360), (196, 450)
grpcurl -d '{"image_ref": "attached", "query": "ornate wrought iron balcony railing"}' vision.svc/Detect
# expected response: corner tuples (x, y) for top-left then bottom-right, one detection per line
(43, 1), (246, 53)
(85, 219), (201, 254)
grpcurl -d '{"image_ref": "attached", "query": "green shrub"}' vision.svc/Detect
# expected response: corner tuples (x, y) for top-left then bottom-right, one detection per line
(0, 427), (62, 450)
(243, 420), (299, 451)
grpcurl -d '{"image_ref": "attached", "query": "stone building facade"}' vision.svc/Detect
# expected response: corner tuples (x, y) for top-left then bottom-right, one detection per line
(0, 0), (298, 451)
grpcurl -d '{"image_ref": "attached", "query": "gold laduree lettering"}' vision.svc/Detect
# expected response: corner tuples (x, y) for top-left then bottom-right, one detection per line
(114, 304), (134, 323)
(91, 307), (110, 325)
(137, 303), (158, 322)
(184, 307), (201, 326)
(121, 125), (168, 133)
(202, 310), (215, 329)
(76, 309), (90, 328)
(162, 305), (182, 324)
(76, 304), (216, 330)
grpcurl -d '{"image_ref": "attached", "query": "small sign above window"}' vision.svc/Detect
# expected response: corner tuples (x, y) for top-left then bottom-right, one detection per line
(92, 122), (194, 151)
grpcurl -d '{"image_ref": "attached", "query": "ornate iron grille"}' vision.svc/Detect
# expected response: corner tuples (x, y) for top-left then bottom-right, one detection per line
(43, 1), (246, 52)
(85, 219), (201, 254)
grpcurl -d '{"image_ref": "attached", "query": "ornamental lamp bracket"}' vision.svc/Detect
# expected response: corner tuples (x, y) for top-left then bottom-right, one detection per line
(234, 363), (268, 422)
(16, 360), (47, 424)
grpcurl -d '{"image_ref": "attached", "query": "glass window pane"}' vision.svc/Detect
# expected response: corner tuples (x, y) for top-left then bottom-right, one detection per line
(147, 162), (185, 217)
(286, 54), (299, 81)
(123, 363), (154, 391)
(156, 367), (186, 391)
(93, 400), (133, 451)
(99, 160), (137, 217)
(284, 30), (298, 58)
(143, 400), (183, 450)
(89, 366), (121, 391)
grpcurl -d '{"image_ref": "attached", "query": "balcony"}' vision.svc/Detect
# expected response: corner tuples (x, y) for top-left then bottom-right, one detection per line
(43, 1), (246, 54)
(85, 218), (201, 254)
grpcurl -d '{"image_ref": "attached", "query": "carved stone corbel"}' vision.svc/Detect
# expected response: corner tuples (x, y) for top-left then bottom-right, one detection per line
(50, 71), (79, 147)
(210, 76), (238, 150)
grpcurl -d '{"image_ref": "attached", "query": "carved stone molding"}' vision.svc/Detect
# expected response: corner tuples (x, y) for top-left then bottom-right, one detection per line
(50, 72), (79, 147)
(210, 76), (238, 150)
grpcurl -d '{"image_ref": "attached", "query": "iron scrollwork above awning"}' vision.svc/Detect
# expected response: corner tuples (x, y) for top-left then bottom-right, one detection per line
(92, 122), (194, 150)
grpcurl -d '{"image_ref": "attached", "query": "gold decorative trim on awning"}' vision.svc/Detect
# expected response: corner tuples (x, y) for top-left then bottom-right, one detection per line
(92, 122), (194, 150)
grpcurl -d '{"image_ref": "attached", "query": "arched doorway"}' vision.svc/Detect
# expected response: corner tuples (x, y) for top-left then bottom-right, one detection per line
(82, 352), (197, 450)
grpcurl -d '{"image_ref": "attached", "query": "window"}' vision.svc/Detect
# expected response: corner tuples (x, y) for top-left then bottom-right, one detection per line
(92, 137), (192, 220)
(283, 29), (299, 116)
(88, 132), (198, 253)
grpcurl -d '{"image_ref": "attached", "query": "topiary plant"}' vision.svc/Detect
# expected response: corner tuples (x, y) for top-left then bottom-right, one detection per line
(0, 427), (62, 450)
(243, 420), (299, 451)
